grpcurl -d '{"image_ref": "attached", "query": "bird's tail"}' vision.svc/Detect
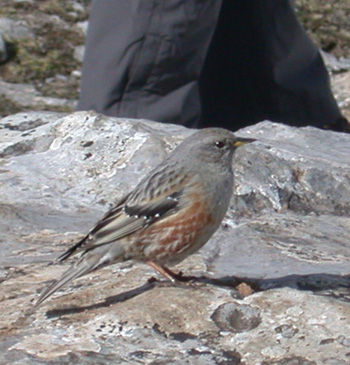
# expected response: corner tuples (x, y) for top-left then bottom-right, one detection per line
(35, 244), (124, 307)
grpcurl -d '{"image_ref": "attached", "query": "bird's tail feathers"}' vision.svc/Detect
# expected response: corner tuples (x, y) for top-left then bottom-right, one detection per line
(35, 260), (94, 307)
(57, 234), (89, 262)
(35, 244), (124, 307)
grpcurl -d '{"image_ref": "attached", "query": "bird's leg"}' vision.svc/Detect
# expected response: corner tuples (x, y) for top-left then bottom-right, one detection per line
(146, 261), (177, 283)
(146, 261), (197, 283)
(161, 266), (193, 282)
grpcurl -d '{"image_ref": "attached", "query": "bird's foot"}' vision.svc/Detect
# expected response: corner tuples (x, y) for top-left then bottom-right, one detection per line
(161, 267), (198, 283)
(146, 261), (201, 287)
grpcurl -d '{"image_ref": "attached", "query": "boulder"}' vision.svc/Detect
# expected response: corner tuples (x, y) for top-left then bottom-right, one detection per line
(0, 111), (349, 363)
(0, 34), (7, 63)
(0, 18), (34, 41)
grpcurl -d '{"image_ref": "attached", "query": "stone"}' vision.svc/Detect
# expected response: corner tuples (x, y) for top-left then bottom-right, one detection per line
(262, 356), (316, 365)
(71, 69), (82, 78)
(0, 111), (349, 363)
(321, 51), (350, 73)
(0, 34), (7, 63)
(0, 18), (34, 41)
(0, 80), (76, 113)
(75, 20), (89, 36)
(73, 45), (85, 63)
(13, 0), (34, 3)
(332, 71), (350, 121)
(211, 302), (261, 333)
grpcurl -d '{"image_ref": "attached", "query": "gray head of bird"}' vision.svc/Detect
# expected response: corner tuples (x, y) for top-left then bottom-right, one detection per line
(173, 128), (255, 166)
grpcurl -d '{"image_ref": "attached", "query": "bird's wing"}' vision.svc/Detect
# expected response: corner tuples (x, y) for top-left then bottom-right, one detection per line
(89, 188), (183, 244)
(58, 188), (184, 262)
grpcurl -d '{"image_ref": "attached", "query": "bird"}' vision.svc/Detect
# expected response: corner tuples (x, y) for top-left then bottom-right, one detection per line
(35, 128), (255, 306)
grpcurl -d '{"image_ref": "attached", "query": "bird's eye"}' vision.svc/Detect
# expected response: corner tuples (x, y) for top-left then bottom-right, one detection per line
(215, 141), (225, 149)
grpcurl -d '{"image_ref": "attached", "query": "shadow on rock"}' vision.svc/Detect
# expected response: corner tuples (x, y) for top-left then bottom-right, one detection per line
(45, 280), (160, 318)
(45, 272), (350, 318)
(258, 272), (350, 302)
(199, 272), (350, 302)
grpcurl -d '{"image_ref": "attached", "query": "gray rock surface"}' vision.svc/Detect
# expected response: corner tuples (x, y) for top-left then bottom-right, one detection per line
(332, 71), (350, 119)
(321, 51), (350, 73)
(0, 18), (34, 41)
(0, 34), (7, 63)
(13, 0), (34, 4)
(0, 111), (349, 364)
(73, 45), (85, 63)
(0, 81), (76, 116)
(75, 20), (89, 36)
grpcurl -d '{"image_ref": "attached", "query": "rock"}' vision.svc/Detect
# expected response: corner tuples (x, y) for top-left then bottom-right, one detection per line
(71, 69), (81, 78)
(0, 18), (34, 41)
(0, 111), (64, 158)
(211, 302), (261, 333)
(0, 112), (349, 363)
(73, 45), (85, 63)
(13, 0), (34, 4)
(66, 1), (86, 20)
(71, 2), (85, 13)
(75, 20), (89, 36)
(321, 51), (350, 73)
(295, 0), (350, 59)
(332, 71), (350, 121)
(0, 34), (7, 63)
(0, 80), (76, 113)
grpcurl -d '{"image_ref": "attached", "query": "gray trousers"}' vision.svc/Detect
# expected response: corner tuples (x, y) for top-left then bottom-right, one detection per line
(78, 0), (344, 131)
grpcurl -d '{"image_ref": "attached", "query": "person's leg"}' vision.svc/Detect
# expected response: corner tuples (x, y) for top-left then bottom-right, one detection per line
(78, 0), (222, 128)
(199, 0), (346, 131)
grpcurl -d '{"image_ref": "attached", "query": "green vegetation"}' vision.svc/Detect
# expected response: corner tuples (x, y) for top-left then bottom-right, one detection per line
(0, 0), (89, 99)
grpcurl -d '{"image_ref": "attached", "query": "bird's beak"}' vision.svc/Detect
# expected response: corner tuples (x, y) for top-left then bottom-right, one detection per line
(232, 137), (256, 148)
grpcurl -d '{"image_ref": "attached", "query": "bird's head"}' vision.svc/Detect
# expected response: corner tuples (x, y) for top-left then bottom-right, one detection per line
(177, 128), (255, 166)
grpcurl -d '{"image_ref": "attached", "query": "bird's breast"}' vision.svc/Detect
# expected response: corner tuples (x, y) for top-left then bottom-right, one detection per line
(127, 189), (218, 264)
